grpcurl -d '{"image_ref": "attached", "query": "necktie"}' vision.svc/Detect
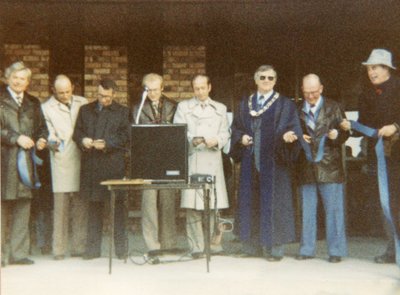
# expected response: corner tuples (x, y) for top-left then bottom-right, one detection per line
(152, 102), (159, 116)
(257, 95), (264, 111)
(16, 96), (22, 107)
(307, 110), (316, 131)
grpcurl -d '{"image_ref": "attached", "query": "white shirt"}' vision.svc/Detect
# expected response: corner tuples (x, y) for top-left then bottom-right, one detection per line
(7, 86), (24, 106)
(257, 90), (274, 105)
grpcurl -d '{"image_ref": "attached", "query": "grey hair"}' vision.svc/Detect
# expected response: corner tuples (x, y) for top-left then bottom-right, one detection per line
(5, 61), (32, 81)
(142, 73), (164, 87)
(254, 65), (277, 81)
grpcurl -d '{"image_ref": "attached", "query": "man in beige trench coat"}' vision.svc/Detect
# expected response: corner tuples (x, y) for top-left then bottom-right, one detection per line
(174, 75), (230, 258)
(41, 75), (88, 260)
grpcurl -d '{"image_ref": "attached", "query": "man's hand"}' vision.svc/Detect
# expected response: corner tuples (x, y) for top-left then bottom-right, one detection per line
(36, 138), (47, 151)
(340, 119), (351, 131)
(283, 131), (298, 143)
(328, 129), (338, 140)
(378, 124), (398, 138)
(93, 139), (106, 150)
(303, 134), (312, 143)
(192, 137), (205, 147)
(241, 134), (253, 146)
(82, 137), (94, 149)
(17, 135), (35, 149)
(205, 137), (218, 148)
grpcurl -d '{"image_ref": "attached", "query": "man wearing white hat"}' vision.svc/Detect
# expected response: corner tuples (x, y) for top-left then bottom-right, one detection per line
(341, 48), (400, 264)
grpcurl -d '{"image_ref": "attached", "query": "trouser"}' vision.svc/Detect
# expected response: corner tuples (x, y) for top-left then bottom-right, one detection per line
(186, 209), (223, 253)
(141, 189), (177, 251)
(240, 164), (284, 257)
(53, 192), (88, 256)
(1, 199), (31, 262)
(85, 197), (127, 257)
(299, 183), (347, 257)
(30, 186), (53, 251)
(379, 161), (400, 257)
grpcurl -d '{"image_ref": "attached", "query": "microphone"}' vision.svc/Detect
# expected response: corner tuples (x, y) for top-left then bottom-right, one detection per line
(135, 87), (149, 124)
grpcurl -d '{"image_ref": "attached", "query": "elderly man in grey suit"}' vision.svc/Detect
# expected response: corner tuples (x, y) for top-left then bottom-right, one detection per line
(1, 61), (48, 266)
(133, 73), (178, 263)
(41, 75), (88, 260)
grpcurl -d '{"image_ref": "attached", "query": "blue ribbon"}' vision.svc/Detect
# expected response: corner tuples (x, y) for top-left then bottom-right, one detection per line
(17, 148), (43, 189)
(350, 120), (400, 267)
(299, 134), (327, 163)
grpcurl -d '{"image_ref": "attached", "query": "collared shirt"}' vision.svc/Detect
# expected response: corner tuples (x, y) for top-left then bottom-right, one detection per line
(195, 97), (211, 108)
(7, 86), (24, 106)
(305, 95), (322, 115)
(257, 90), (274, 105)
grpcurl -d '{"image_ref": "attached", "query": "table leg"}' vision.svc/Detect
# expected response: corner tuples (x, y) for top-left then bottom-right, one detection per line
(203, 185), (210, 273)
(109, 189), (116, 275)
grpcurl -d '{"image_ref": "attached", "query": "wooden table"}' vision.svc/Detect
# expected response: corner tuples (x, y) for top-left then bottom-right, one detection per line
(101, 179), (213, 274)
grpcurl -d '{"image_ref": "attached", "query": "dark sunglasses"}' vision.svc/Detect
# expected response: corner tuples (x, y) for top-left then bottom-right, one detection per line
(259, 75), (275, 81)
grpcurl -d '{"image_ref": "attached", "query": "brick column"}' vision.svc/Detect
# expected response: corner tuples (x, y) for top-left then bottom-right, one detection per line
(162, 46), (206, 101)
(3, 44), (50, 100)
(84, 45), (128, 105)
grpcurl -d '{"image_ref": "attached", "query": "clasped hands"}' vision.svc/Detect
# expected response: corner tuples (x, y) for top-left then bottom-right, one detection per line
(17, 135), (47, 151)
(282, 129), (338, 144)
(192, 136), (218, 148)
(82, 137), (106, 150)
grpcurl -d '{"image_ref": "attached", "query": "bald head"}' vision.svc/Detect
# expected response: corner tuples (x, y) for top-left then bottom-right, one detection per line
(53, 75), (74, 104)
(302, 73), (323, 105)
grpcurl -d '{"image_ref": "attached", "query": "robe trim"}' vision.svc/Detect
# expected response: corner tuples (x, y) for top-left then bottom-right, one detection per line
(248, 92), (280, 117)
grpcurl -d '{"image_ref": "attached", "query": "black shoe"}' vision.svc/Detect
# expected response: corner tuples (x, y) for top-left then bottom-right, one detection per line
(266, 255), (283, 262)
(70, 253), (84, 258)
(295, 254), (314, 260)
(54, 255), (65, 261)
(191, 252), (205, 259)
(82, 253), (100, 260)
(41, 245), (52, 255)
(328, 256), (342, 263)
(148, 250), (162, 257)
(9, 258), (34, 265)
(145, 252), (160, 264)
(233, 252), (258, 258)
(374, 254), (395, 264)
(116, 254), (127, 260)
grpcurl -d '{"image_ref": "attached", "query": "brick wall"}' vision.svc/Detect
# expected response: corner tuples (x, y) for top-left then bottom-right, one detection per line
(84, 45), (128, 105)
(3, 44), (50, 100)
(162, 46), (206, 101)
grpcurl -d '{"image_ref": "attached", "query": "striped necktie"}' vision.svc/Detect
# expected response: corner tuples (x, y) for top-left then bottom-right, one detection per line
(307, 109), (316, 131)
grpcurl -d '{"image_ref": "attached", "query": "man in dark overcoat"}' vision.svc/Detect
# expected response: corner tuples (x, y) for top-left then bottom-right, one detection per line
(1, 61), (48, 266)
(73, 78), (129, 260)
(341, 48), (400, 264)
(230, 65), (302, 261)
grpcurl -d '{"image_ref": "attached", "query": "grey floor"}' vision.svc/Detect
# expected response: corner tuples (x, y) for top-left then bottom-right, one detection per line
(2, 230), (400, 295)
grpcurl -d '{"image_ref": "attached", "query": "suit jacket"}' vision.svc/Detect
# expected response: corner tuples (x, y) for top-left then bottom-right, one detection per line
(132, 95), (176, 124)
(1, 88), (48, 200)
(41, 95), (88, 192)
(73, 100), (129, 201)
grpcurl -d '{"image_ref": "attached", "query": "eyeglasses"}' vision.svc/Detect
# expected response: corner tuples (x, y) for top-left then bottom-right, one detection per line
(259, 75), (275, 81)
